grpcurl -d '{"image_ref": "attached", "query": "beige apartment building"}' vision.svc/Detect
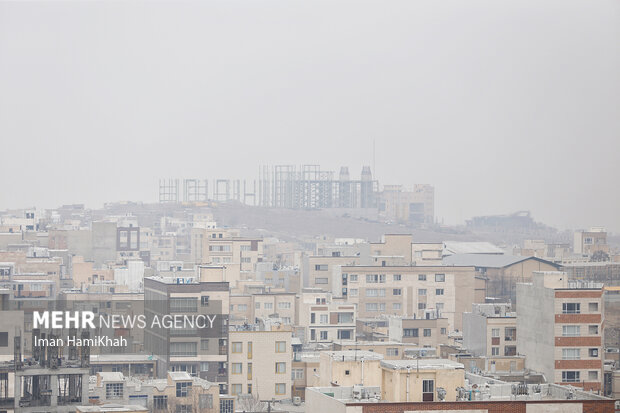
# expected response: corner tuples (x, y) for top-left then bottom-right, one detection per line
(517, 271), (604, 392)
(297, 291), (356, 343)
(411, 242), (443, 265)
(341, 265), (485, 331)
(229, 292), (297, 326)
(388, 316), (450, 348)
(574, 228), (609, 257)
(228, 330), (292, 400)
(305, 254), (360, 292)
(380, 359), (465, 402)
(332, 341), (413, 360)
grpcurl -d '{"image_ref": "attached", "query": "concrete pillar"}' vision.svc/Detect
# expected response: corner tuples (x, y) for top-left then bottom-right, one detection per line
(51, 374), (58, 406)
(13, 374), (20, 409)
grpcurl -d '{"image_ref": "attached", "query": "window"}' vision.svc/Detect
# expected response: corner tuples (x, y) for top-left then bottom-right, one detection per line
(106, 383), (123, 399)
(367, 274), (378, 283)
(292, 368), (304, 379)
(435, 274), (445, 282)
(240, 245), (251, 251)
(153, 395), (167, 410)
(379, 274), (386, 283)
(404, 328), (419, 337)
(422, 379), (434, 401)
(562, 371), (580, 383)
(491, 347), (499, 356)
(170, 297), (198, 313)
(247, 383), (252, 394)
(200, 362), (210, 372)
(264, 302), (273, 309)
(436, 288), (444, 295)
(349, 274), (358, 282)
(338, 330), (352, 339)
(237, 304), (248, 311)
(275, 383), (286, 395)
(320, 314), (328, 324)
(278, 302), (291, 309)
(588, 371), (598, 380)
(423, 328), (432, 337)
(386, 348), (399, 356)
(589, 348), (599, 357)
(320, 331), (328, 340)
(231, 384), (242, 395)
(562, 325), (580, 337)
(247, 362), (252, 380)
(562, 349), (580, 360)
(393, 288), (402, 296)
(349, 288), (358, 296)
(176, 382), (191, 397)
(589, 302), (598, 312)
(241, 257), (251, 263)
(366, 289), (379, 297)
(562, 303), (580, 314)
(418, 303), (426, 310)
(589, 325), (599, 335)
(231, 363), (242, 374)
(393, 303), (401, 310)
(418, 274), (427, 281)
(315, 264), (328, 271)
(418, 289), (427, 296)
(310, 330), (316, 341)
(338, 313), (353, 323)
(201, 296), (210, 306)
(441, 328), (447, 335)
(255, 302), (261, 309)
(393, 274), (401, 281)
(201, 339), (209, 351)
(0, 332), (7, 347)
(310, 313), (316, 324)
(231, 342), (242, 353)
(491, 328), (500, 338)
(199, 394), (213, 409)
(276, 362), (286, 373)
(170, 342), (197, 357)
(275, 341), (286, 353)
(315, 278), (328, 285)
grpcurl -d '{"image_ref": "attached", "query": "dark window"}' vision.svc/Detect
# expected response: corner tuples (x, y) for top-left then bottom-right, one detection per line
(0, 332), (8, 347)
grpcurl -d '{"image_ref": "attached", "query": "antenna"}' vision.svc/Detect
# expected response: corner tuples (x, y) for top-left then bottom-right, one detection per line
(372, 139), (376, 178)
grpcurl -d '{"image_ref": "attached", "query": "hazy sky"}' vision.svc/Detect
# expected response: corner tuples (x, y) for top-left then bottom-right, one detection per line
(1, 0), (619, 231)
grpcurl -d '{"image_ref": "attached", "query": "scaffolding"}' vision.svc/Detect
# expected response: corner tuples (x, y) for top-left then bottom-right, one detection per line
(183, 179), (208, 202)
(159, 179), (179, 203)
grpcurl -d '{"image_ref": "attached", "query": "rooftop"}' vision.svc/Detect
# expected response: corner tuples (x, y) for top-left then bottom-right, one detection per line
(443, 254), (557, 269)
(381, 358), (464, 371)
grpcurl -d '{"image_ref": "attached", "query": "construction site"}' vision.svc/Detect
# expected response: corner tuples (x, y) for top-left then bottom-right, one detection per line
(159, 164), (379, 210)
(0, 329), (90, 412)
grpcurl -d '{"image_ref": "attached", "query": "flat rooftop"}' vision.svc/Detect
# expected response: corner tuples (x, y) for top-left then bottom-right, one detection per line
(381, 358), (464, 371)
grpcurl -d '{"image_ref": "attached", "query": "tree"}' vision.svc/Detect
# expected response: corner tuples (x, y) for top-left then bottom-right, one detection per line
(236, 393), (269, 412)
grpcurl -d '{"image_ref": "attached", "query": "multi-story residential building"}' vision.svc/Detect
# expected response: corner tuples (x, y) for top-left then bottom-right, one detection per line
(89, 371), (221, 412)
(517, 271), (604, 392)
(332, 341), (413, 360)
(574, 228), (608, 257)
(341, 265), (485, 331)
(463, 303), (517, 358)
(411, 242), (443, 266)
(228, 330), (292, 400)
(297, 292), (356, 343)
(229, 292), (297, 326)
(304, 254), (360, 292)
(144, 267), (230, 393)
(388, 316), (451, 348)
(378, 185), (435, 225)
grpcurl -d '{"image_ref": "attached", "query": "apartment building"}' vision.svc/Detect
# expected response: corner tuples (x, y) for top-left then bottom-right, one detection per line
(388, 316), (450, 348)
(340, 265), (485, 331)
(89, 371), (220, 412)
(411, 242), (443, 265)
(304, 254), (360, 292)
(297, 292), (356, 343)
(143, 268), (230, 393)
(332, 341), (413, 360)
(517, 271), (604, 392)
(229, 292), (296, 326)
(463, 303), (517, 357)
(574, 228), (608, 257)
(228, 330), (292, 400)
